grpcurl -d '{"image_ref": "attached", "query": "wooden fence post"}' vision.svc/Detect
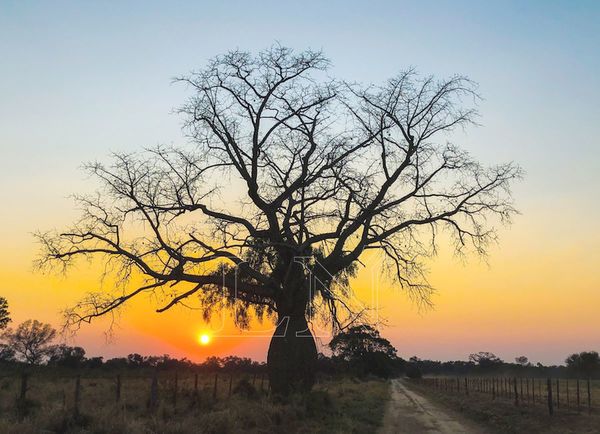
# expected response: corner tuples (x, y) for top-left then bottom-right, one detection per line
(149, 373), (158, 410)
(173, 372), (178, 408)
(556, 378), (560, 409)
(228, 374), (233, 397)
(520, 378), (523, 402)
(19, 372), (28, 404)
(577, 378), (581, 413)
(526, 378), (530, 403)
(73, 375), (81, 418)
(587, 377), (591, 414)
(547, 377), (553, 415)
(116, 374), (121, 403)
(566, 379), (569, 409)
(531, 377), (535, 403)
(465, 377), (468, 395)
(212, 372), (218, 400)
(194, 373), (198, 396)
(492, 378), (496, 400)
(513, 377), (519, 406)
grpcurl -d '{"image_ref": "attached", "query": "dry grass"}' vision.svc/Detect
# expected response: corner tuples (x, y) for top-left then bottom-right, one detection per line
(408, 378), (600, 434)
(0, 372), (389, 433)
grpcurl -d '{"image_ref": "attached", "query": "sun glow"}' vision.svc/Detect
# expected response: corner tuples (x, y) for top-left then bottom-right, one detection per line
(199, 333), (211, 345)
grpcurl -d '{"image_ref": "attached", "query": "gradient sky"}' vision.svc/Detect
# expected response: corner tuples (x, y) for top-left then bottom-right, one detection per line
(1, 0), (599, 365)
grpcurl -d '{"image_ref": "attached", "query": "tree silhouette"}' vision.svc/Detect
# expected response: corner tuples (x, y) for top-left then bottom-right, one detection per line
(330, 325), (397, 360)
(37, 46), (521, 394)
(566, 351), (600, 378)
(0, 297), (10, 330)
(469, 351), (503, 370)
(515, 355), (529, 366)
(2, 320), (57, 365)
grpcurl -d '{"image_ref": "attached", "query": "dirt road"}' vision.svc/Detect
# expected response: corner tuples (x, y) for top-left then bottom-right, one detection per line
(379, 379), (489, 434)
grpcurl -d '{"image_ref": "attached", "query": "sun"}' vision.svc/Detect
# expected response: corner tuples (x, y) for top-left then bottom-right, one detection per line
(198, 333), (211, 345)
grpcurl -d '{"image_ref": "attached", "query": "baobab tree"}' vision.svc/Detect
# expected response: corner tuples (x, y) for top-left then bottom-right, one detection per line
(37, 46), (521, 394)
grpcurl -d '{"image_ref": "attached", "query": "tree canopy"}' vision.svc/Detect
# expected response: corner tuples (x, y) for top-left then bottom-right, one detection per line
(1, 319), (57, 365)
(36, 45), (521, 332)
(565, 351), (600, 377)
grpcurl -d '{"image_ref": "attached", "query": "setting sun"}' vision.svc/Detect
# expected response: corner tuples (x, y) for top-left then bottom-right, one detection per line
(198, 333), (211, 346)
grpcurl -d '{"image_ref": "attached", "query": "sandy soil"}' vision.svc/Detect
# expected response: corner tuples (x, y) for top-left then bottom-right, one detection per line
(379, 379), (490, 434)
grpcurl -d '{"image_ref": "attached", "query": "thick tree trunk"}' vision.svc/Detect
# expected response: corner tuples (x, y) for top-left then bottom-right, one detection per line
(267, 314), (317, 396)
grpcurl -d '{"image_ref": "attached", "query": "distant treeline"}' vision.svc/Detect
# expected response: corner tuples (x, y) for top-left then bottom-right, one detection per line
(1, 314), (598, 381)
(401, 351), (600, 380)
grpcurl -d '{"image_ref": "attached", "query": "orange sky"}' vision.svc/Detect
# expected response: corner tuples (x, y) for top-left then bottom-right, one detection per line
(2, 199), (599, 366)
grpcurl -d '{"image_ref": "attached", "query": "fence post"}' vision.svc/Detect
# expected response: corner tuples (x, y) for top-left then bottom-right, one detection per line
(531, 377), (535, 403)
(73, 375), (81, 418)
(194, 373), (198, 396)
(566, 379), (569, 409)
(547, 377), (553, 415)
(520, 377), (523, 402)
(513, 377), (519, 406)
(465, 377), (468, 395)
(213, 372), (218, 400)
(149, 372), (158, 410)
(587, 377), (591, 415)
(173, 371), (178, 408)
(577, 378), (581, 413)
(228, 374), (233, 397)
(556, 378), (560, 409)
(492, 378), (496, 400)
(116, 374), (121, 403)
(19, 372), (28, 404)
(526, 378), (530, 403)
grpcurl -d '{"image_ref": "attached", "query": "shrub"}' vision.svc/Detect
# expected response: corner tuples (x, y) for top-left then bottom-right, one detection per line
(232, 378), (258, 399)
(405, 364), (422, 379)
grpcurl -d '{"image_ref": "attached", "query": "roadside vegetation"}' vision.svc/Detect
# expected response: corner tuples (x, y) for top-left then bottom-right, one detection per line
(408, 379), (600, 434)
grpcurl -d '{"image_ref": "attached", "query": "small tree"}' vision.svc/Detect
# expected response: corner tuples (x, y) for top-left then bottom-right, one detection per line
(515, 356), (529, 366)
(469, 351), (503, 370)
(0, 297), (10, 330)
(330, 325), (398, 377)
(330, 325), (397, 360)
(47, 345), (87, 368)
(2, 320), (57, 364)
(566, 351), (600, 378)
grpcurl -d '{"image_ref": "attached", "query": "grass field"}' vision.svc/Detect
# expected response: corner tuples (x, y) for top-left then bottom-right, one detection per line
(409, 377), (600, 434)
(0, 371), (390, 434)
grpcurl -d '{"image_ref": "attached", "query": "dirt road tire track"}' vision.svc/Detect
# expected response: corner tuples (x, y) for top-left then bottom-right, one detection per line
(379, 379), (489, 434)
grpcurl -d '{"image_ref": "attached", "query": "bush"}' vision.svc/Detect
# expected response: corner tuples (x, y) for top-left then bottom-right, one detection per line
(304, 390), (334, 417)
(232, 378), (258, 399)
(405, 363), (422, 379)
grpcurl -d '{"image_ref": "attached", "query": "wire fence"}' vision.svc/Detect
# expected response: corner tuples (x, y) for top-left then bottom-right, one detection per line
(0, 371), (270, 419)
(418, 376), (598, 416)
